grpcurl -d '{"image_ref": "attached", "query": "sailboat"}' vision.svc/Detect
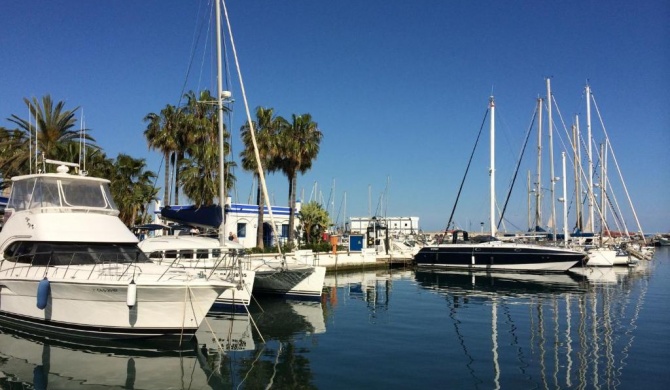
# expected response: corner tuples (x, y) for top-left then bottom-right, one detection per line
(414, 97), (585, 273)
(141, 0), (325, 300)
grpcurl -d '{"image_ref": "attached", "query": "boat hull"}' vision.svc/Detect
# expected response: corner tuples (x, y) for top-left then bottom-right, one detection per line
(252, 263), (326, 299)
(0, 275), (226, 343)
(210, 269), (255, 310)
(414, 243), (584, 273)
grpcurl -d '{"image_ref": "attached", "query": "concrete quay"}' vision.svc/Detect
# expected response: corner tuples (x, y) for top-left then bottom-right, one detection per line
(249, 249), (415, 273)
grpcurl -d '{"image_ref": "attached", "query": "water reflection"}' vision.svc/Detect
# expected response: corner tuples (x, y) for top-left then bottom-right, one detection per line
(0, 264), (655, 389)
(322, 269), (411, 318)
(197, 298), (326, 389)
(0, 296), (327, 389)
(414, 266), (652, 389)
(0, 329), (208, 389)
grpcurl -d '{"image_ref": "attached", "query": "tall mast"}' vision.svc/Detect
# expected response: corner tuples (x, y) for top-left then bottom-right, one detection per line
(586, 84), (594, 232)
(215, 0), (226, 246)
(600, 142), (607, 243)
(561, 152), (569, 246)
(534, 97), (543, 230)
(527, 170), (532, 231)
(547, 78), (557, 241)
(489, 96), (496, 237)
(573, 116), (582, 231)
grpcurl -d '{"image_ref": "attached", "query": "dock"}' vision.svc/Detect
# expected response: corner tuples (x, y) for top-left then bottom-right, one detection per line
(247, 249), (415, 273)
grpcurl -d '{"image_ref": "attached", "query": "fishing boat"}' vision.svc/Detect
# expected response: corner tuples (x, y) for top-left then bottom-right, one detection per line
(0, 160), (234, 344)
(414, 97), (585, 273)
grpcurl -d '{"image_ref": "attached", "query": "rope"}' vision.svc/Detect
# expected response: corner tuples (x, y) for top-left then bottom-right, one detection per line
(445, 107), (489, 233)
(497, 108), (537, 229)
(246, 301), (266, 344)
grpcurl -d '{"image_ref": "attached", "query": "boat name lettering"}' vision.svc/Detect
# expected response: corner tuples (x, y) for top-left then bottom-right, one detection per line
(94, 288), (119, 293)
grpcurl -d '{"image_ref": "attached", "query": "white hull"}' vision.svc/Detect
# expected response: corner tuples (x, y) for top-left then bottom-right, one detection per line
(586, 248), (616, 267)
(212, 269), (254, 307)
(138, 236), (254, 308)
(585, 247), (634, 267)
(140, 235), (325, 300)
(252, 261), (326, 299)
(0, 168), (233, 343)
(0, 265), (227, 341)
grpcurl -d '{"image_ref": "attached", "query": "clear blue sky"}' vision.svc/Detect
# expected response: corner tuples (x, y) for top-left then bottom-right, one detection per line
(2, 0), (669, 233)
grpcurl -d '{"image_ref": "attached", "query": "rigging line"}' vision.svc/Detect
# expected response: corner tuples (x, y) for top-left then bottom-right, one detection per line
(592, 94), (645, 241)
(221, 0), (282, 256)
(444, 107), (489, 232)
(498, 217), (523, 232)
(497, 107), (537, 229)
(178, 0), (209, 107)
(196, 4), (212, 91)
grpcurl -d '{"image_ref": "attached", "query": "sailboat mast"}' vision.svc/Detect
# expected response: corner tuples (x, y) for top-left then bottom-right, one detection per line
(600, 142), (607, 243)
(573, 116), (582, 231)
(527, 170), (532, 231)
(562, 152), (569, 246)
(547, 78), (557, 241)
(586, 84), (595, 232)
(489, 96), (496, 237)
(216, 0), (226, 246)
(535, 97), (542, 230)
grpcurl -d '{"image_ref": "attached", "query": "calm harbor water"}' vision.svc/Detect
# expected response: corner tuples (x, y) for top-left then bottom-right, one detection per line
(1, 247), (669, 389)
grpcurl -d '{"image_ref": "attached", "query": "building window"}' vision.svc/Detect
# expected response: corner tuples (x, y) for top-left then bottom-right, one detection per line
(281, 224), (289, 238)
(237, 223), (247, 238)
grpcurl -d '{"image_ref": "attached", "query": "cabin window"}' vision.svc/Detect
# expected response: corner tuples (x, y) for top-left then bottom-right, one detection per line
(1, 242), (151, 266)
(196, 249), (209, 259)
(61, 179), (107, 208)
(7, 178), (37, 211)
(237, 223), (246, 238)
(165, 250), (179, 259)
(35, 179), (60, 207)
(212, 249), (221, 258)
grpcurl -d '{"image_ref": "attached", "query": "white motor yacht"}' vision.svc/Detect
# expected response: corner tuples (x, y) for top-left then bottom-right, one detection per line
(0, 162), (234, 344)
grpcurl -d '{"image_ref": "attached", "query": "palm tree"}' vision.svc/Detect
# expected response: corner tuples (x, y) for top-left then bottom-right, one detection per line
(110, 154), (158, 226)
(143, 104), (180, 205)
(178, 90), (236, 206)
(3, 95), (95, 172)
(0, 127), (31, 189)
(240, 107), (284, 249)
(274, 114), (323, 246)
(7, 95), (95, 161)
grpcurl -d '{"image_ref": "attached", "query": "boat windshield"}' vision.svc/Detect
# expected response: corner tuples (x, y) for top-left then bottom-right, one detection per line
(7, 176), (118, 212)
(3, 241), (151, 266)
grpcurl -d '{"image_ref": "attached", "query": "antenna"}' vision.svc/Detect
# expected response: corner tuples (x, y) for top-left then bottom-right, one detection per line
(80, 108), (86, 173)
(29, 103), (32, 174)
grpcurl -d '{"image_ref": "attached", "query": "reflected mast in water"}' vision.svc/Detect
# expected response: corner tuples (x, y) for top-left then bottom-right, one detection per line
(415, 266), (650, 388)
